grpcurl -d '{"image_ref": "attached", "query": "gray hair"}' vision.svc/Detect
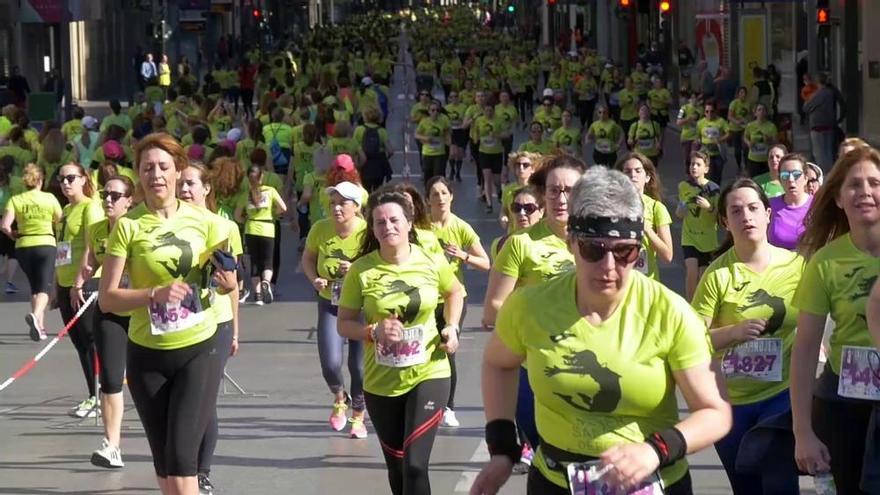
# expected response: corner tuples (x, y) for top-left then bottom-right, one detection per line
(569, 166), (643, 221)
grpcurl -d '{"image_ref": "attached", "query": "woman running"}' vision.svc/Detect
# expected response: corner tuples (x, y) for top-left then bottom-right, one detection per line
(615, 152), (674, 281)
(490, 186), (544, 262)
(445, 91), (469, 182)
(76, 175), (134, 468)
(234, 164), (287, 305)
(675, 151), (720, 301)
(791, 146), (880, 494)
(627, 104), (663, 166)
(517, 122), (554, 156)
(585, 104), (624, 167)
(1, 163), (62, 339)
(414, 99), (450, 187)
(768, 153), (813, 251)
(98, 132), (237, 495)
(676, 91), (702, 170)
(691, 178), (803, 494)
(302, 181), (368, 438)
(337, 189), (464, 495)
(471, 166), (731, 495)
(178, 161), (242, 495)
(0, 157), (23, 294)
(727, 87), (752, 174)
(499, 152), (539, 233)
(57, 161), (104, 419)
(473, 99), (507, 213)
(427, 176), (490, 427)
(550, 108), (582, 158)
(743, 103), (777, 178)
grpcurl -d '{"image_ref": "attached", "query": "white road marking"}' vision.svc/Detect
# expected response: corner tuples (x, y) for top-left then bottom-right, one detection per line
(454, 439), (489, 492)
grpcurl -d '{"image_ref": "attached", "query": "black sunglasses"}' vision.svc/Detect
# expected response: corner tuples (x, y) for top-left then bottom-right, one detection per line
(100, 190), (129, 202)
(576, 239), (641, 264)
(58, 174), (82, 184)
(511, 202), (539, 215)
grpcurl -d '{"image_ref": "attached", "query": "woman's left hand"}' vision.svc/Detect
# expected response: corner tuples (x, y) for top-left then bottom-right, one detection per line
(230, 337), (240, 357)
(211, 264), (238, 294)
(445, 243), (466, 261)
(598, 442), (660, 491)
(439, 326), (459, 354)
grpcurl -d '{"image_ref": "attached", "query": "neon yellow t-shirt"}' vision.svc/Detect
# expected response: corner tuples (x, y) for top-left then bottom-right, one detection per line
(106, 201), (227, 350)
(587, 119), (622, 155)
(56, 199), (104, 287)
(744, 120), (778, 162)
(692, 246), (803, 404)
(211, 216), (243, 324)
(677, 104), (701, 142)
(793, 234), (880, 374)
(494, 219), (573, 287)
(648, 88), (672, 116)
(496, 271), (712, 489)
(517, 140), (554, 155)
(240, 185), (284, 238)
(5, 189), (62, 248)
(416, 117), (450, 157)
(617, 88), (639, 121)
(431, 214), (480, 284)
(551, 126), (582, 156)
(305, 217), (367, 300)
(678, 179), (721, 253)
(727, 99), (752, 132)
(628, 121), (661, 158)
(696, 118), (729, 156)
(640, 194), (672, 280)
(474, 115), (505, 154)
(339, 245), (456, 397)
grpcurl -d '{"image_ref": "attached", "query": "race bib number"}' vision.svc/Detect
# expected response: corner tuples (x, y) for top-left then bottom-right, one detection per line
(637, 138), (654, 151)
(149, 286), (205, 336)
(481, 136), (497, 148)
(721, 338), (783, 382)
(705, 127), (720, 139)
(375, 325), (427, 368)
(837, 345), (880, 400)
(566, 461), (663, 495)
(247, 192), (270, 209)
(751, 142), (768, 155)
(595, 140), (612, 153)
(55, 241), (72, 267)
(634, 248), (649, 274)
(330, 280), (342, 306)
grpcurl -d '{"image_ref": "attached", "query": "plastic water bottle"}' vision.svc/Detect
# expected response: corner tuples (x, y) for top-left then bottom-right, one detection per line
(813, 473), (837, 495)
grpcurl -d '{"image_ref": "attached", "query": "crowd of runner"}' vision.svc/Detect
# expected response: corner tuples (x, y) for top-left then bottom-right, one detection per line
(0, 6), (878, 495)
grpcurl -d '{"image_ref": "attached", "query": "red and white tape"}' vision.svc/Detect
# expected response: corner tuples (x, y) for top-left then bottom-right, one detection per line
(0, 291), (98, 393)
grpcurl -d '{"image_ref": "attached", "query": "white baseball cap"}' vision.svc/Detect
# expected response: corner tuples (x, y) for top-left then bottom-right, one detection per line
(326, 181), (362, 207)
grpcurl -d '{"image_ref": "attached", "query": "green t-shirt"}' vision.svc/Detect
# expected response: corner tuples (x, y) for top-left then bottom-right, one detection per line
(494, 219), (573, 287)
(61, 119), (83, 141)
(100, 113), (133, 133)
(0, 177), (25, 213)
(517, 140), (554, 155)
(728, 99), (752, 132)
(753, 173), (784, 198)
(0, 116), (11, 139)
(631, 71), (650, 94)
(647, 88), (672, 116)
(496, 271), (712, 489)
(56, 199), (104, 287)
(5, 189), (62, 248)
(692, 246), (803, 404)
(696, 117), (729, 156)
(444, 103), (468, 129)
(339, 245), (456, 397)
(744, 120), (778, 162)
(240, 185), (284, 238)
(326, 136), (361, 158)
(551, 126), (581, 156)
(263, 123), (294, 150)
(617, 88), (639, 121)
(431, 214), (480, 284)
(495, 103), (518, 134)
(474, 115), (505, 154)
(640, 194), (672, 280)
(533, 105), (562, 133)
(587, 119), (622, 154)
(292, 142), (318, 190)
(305, 217), (367, 300)
(628, 120), (661, 157)
(106, 201), (227, 350)
(793, 234), (880, 374)
(574, 76), (598, 101)
(678, 179), (721, 253)
(212, 216), (243, 324)
(677, 104), (701, 142)
(0, 145), (36, 175)
(410, 102), (430, 125)
(302, 172), (326, 225)
(416, 117), (450, 157)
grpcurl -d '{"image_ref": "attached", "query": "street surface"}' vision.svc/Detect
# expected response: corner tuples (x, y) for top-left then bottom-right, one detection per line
(0, 50), (819, 494)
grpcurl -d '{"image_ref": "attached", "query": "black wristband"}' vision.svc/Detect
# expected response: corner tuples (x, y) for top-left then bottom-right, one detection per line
(645, 427), (687, 469)
(485, 419), (521, 465)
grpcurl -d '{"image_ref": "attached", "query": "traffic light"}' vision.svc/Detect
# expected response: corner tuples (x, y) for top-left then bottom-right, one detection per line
(658, 0), (670, 33)
(253, 9), (261, 19)
(507, 4), (515, 13)
(817, 0), (829, 25)
(547, 0), (556, 6)
(659, 1), (671, 13)
(618, 0), (631, 7)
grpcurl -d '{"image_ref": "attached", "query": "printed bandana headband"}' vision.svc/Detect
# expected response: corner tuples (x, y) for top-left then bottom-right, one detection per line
(568, 215), (644, 241)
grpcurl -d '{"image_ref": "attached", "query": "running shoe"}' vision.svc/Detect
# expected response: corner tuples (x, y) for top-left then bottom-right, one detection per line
(441, 407), (460, 427)
(198, 473), (215, 495)
(261, 280), (274, 304)
(254, 297), (264, 306)
(25, 313), (40, 342)
(238, 288), (250, 303)
(329, 401), (349, 432)
(5, 282), (18, 294)
(90, 437), (124, 468)
(349, 417), (368, 439)
(69, 396), (98, 418)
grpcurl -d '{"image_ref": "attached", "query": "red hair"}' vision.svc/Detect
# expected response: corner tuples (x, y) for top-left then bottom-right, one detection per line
(326, 166), (361, 187)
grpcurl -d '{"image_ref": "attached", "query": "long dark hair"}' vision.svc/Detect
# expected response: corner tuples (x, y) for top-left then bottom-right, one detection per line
(358, 190), (419, 258)
(247, 164), (263, 206)
(715, 178), (771, 256)
(388, 182), (431, 229)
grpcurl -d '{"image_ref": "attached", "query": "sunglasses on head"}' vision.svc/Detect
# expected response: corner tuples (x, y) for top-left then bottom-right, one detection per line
(58, 174), (82, 184)
(100, 190), (128, 202)
(779, 170), (804, 181)
(576, 238), (641, 264)
(511, 202), (539, 215)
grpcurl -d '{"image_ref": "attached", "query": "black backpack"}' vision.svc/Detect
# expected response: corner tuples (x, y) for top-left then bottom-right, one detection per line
(362, 126), (384, 161)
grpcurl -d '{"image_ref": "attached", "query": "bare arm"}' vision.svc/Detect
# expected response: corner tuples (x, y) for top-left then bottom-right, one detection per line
(481, 269), (517, 329)
(669, 360), (732, 452)
(646, 223), (674, 264)
(463, 241), (491, 272)
(0, 209), (14, 238)
(481, 332), (526, 422)
(790, 311), (832, 474)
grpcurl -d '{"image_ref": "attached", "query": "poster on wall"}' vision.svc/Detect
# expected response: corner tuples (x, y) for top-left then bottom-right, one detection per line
(696, 17), (725, 77)
(740, 14), (768, 91)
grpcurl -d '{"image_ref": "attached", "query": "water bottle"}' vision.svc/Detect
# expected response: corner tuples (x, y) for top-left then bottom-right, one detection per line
(813, 472), (837, 495)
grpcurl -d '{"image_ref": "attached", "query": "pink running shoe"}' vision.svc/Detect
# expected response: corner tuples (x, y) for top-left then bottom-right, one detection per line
(329, 401), (348, 432)
(349, 417), (367, 439)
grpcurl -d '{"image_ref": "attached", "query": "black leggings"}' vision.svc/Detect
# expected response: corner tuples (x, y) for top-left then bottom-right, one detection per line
(813, 395), (875, 494)
(365, 378), (450, 495)
(271, 220), (281, 285)
(94, 310), (129, 394)
(421, 154), (447, 188)
(577, 99), (596, 128)
(17, 245), (55, 295)
(198, 321), (234, 476)
(527, 464), (693, 494)
(127, 332), (222, 477)
(245, 234), (274, 279)
(240, 88), (255, 117)
(57, 285), (97, 397)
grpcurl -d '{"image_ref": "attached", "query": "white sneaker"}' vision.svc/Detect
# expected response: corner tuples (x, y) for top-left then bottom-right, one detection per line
(69, 396), (98, 418)
(90, 438), (124, 468)
(441, 407), (460, 427)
